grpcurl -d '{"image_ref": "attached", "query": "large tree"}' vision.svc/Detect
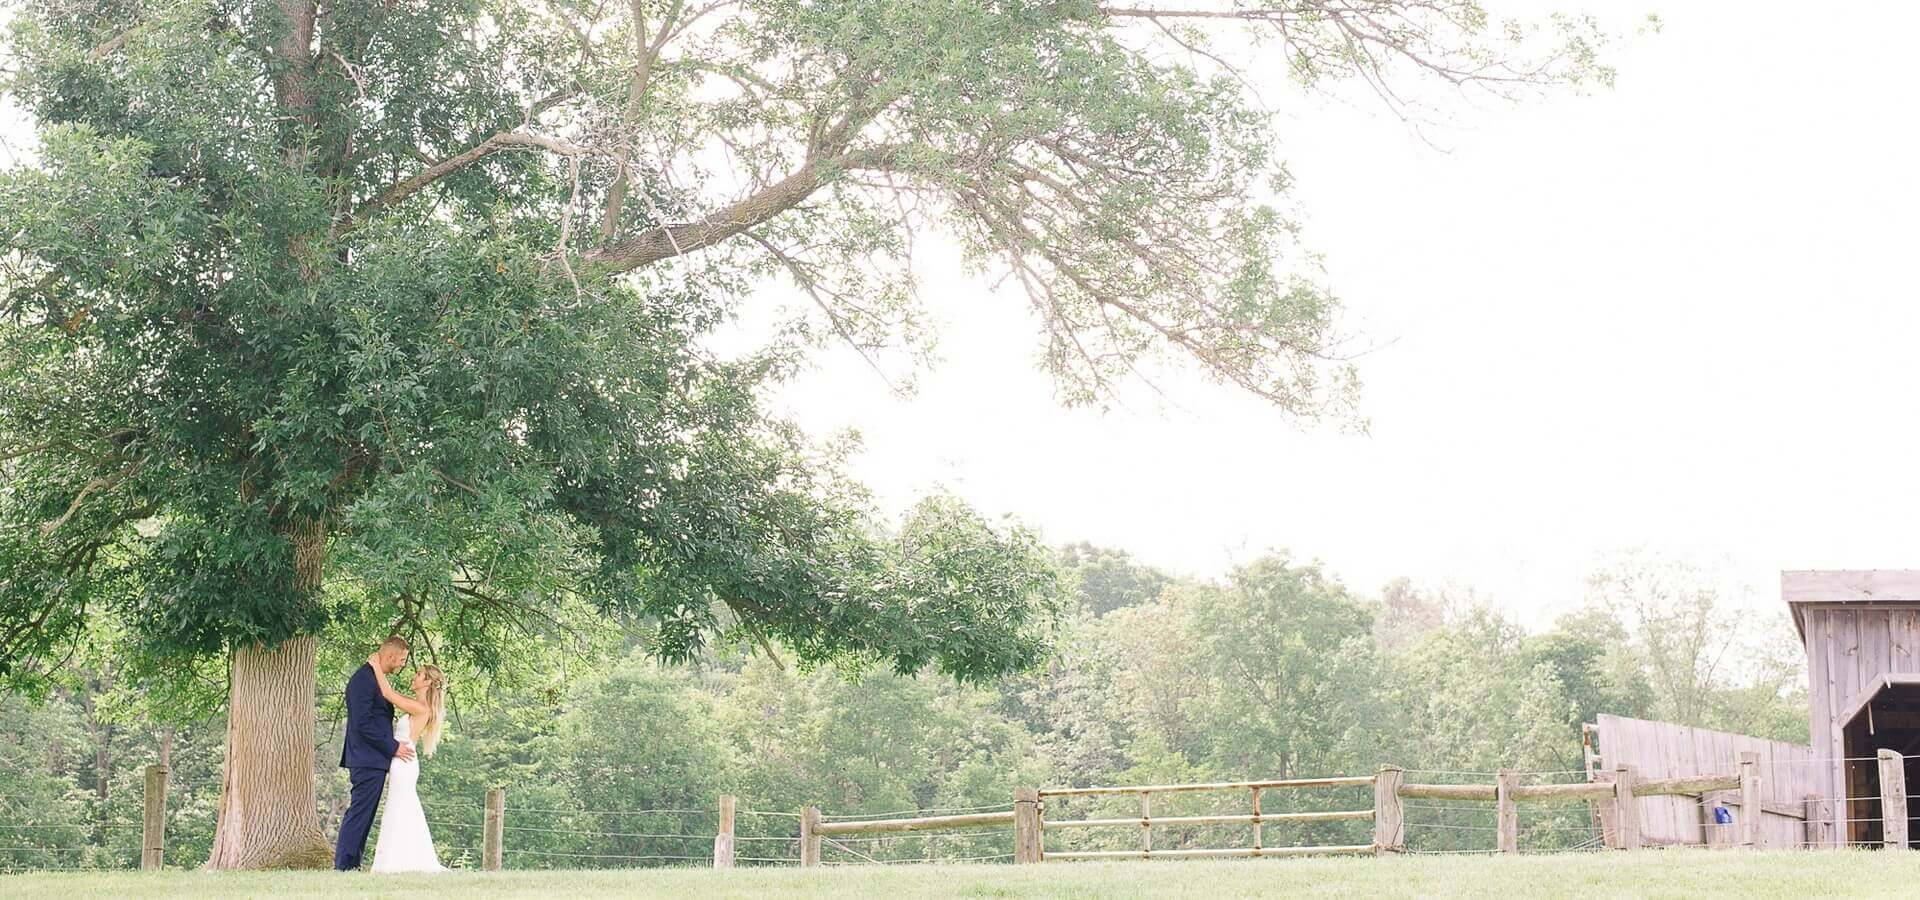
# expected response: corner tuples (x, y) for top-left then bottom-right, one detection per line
(1, 0), (1612, 869)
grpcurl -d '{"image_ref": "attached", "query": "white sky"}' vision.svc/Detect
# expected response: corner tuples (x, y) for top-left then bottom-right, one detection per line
(740, 1), (1920, 627)
(6, 2), (1916, 629)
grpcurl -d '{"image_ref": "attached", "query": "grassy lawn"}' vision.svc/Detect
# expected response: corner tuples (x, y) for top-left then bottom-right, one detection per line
(4, 852), (1915, 898)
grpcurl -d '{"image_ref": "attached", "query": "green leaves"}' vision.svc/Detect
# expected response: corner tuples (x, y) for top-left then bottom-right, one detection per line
(859, 495), (1062, 681)
(0, 121), (1066, 690)
(0, 0), (1610, 697)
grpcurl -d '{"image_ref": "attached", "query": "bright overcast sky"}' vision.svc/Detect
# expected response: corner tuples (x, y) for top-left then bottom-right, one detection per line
(5, 2), (1914, 628)
(737, 0), (1920, 627)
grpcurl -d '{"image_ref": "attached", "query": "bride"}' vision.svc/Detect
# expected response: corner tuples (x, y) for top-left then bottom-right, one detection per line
(366, 657), (450, 873)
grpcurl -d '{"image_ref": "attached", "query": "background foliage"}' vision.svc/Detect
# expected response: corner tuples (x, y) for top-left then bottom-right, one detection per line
(0, 547), (1807, 869)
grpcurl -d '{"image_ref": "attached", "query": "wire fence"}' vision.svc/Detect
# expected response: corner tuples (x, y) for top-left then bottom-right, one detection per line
(1042, 775), (1363, 847)
(820, 827), (1016, 866)
(1395, 760), (1920, 854)
(1395, 769), (1610, 855)
(0, 791), (1045, 873)
(0, 812), (144, 874)
(7, 757), (1915, 872)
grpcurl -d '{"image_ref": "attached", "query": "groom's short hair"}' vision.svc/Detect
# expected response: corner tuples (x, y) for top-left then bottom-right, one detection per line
(380, 635), (410, 652)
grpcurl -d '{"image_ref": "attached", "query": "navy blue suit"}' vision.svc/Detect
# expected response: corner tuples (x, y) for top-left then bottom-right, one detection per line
(334, 663), (398, 870)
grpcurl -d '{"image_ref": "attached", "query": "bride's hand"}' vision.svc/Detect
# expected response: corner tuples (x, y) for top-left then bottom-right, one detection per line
(367, 652), (381, 669)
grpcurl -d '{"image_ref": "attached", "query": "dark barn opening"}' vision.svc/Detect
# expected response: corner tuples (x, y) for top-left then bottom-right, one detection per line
(1839, 681), (1920, 846)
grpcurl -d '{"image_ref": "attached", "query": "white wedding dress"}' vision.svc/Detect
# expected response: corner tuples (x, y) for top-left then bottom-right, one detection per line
(371, 715), (448, 873)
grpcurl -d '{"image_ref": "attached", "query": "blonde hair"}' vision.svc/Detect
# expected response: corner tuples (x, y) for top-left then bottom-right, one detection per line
(414, 665), (449, 757)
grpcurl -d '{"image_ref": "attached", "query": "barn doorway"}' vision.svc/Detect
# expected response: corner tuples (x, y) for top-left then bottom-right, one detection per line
(1839, 680), (1920, 846)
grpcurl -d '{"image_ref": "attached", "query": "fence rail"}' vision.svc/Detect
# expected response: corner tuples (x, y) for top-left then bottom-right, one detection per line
(11, 748), (1910, 873)
(1030, 774), (1379, 863)
(1037, 775), (1375, 797)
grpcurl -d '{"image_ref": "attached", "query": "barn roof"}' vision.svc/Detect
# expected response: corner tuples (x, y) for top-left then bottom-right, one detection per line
(1781, 569), (1920, 638)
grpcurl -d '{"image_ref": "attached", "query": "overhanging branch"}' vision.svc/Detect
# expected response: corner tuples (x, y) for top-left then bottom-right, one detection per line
(86, 22), (157, 61)
(582, 144), (904, 273)
(353, 131), (593, 223)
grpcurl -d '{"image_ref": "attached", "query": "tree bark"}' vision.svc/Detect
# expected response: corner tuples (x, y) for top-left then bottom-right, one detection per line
(204, 635), (331, 869)
(581, 145), (898, 273)
(205, 517), (332, 869)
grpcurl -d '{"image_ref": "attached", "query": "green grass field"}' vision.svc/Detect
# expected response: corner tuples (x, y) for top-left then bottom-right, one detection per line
(4, 852), (1916, 899)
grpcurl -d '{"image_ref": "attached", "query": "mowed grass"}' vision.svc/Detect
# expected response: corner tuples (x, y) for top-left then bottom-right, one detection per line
(5, 852), (1917, 899)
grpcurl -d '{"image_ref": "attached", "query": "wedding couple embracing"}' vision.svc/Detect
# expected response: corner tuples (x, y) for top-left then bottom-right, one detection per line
(332, 635), (452, 873)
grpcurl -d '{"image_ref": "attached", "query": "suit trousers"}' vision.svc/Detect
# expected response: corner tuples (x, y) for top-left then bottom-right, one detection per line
(334, 766), (387, 870)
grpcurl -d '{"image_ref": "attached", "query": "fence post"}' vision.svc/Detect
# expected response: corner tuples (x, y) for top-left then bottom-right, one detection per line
(714, 795), (736, 869)
(799, 806), (821, 867)
(1013, 788), (1042, 864)
(141, 764), (167, 870)
(1495, 769), (1518, 853)
(1373, 765), (1404, 854)
(483, 788), (505, 871)
(1879, 749), (1908, 849)
(1139, 792), (1152, 855)
(1251, 787), (1262, 852)
(1613, 765), (1639, 850)
(1802, 794), (1823, 848)
(1737, 751), (1763, 849)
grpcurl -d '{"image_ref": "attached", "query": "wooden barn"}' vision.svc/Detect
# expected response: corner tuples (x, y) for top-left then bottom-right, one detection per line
(1582, 570), (1920, 848)
(1784, 569), (1920, 847)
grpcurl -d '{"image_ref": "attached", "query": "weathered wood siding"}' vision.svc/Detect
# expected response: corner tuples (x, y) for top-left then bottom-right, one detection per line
(1781, 570), (1920, 607)
(1798, 603), (1920, 843)
(1591, 714), (1817, 847)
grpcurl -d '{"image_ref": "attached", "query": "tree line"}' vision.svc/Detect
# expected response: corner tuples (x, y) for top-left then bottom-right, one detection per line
(0, 546), (1807, 868)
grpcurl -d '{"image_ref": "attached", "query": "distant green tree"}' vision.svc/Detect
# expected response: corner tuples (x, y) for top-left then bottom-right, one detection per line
(1185, 556), (1394, 781)
(1390, 609), (1580, 776)
(1056, 543), (1171, 616)
(1522, 616), (1655, 728)
(1382, 609), (1590, 851)
(1698, 610), (1810, 744)
(1371, 577), (1453, 654)
(0, 693), (94, 871)
(993, 610), (1140, 783)
(546, 658), (733, 865)
(1584, 552), (1807, 739)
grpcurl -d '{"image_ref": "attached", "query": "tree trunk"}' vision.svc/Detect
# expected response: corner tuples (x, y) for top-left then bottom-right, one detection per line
(206, 513), (332, 869)
(204, 634), (332, 869)
(82, 676), (110, 839)
(94, 720), (112, 843)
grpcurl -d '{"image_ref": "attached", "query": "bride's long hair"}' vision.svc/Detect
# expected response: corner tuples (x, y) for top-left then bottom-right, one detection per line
(415, 665), (448, 757)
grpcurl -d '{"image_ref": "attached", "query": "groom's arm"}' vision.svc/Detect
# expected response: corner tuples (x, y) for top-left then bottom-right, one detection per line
(349, 669), (401, 759)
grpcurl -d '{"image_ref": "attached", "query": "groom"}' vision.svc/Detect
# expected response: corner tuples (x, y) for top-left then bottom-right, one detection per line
(334, 635), (416, 871)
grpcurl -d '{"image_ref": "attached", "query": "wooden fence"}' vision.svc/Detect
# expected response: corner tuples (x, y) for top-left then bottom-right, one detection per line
(779, 749), (1910, 864)
(104, 750), (1917, 870)
(1033, 776), (1377, 861)
(1585, 714), (1824, 847)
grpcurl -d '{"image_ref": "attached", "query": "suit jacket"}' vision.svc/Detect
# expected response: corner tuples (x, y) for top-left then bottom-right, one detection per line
(340, 663), (399, 770)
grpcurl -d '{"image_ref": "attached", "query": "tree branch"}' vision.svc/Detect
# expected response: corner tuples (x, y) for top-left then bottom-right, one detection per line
(582, 144), (903, 273)
(600, 0), (687, 242)
(41, 457), (144, 537)
(353, 131), (592, 223)
(0, 439), (61, 464)
(1100, 6), (1303, 21)
(742, 230), (897, 390)
(526, 84), (584, 122)
(86, 22), (156, 61)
